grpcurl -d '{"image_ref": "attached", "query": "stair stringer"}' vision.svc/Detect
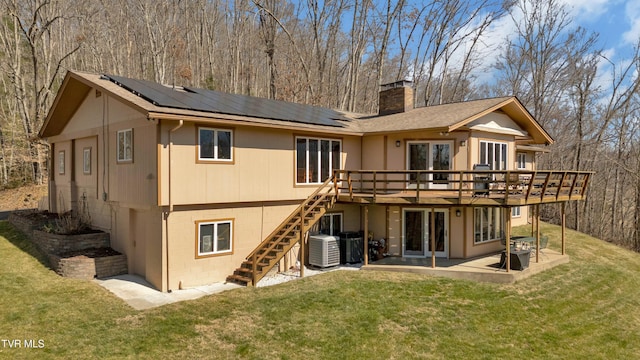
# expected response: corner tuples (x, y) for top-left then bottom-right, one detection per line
(226, 178), (337, 286)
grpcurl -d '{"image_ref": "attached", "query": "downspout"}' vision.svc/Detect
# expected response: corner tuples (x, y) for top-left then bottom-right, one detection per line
(165, 119), (183, 292)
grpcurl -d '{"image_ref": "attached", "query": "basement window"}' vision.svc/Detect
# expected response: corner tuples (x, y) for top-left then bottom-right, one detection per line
(198, 127), (233, 162)
(512, 207), (522, 218)
(197, 219), (233, 257)
(318, 213), (343, 236)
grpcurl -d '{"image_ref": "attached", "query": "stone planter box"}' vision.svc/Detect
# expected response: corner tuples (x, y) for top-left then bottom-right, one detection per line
(8, 211), (128, 280)
(32, 229), (110, 255)
(8, 210), (57, 238)
(49, 248), (128, 280)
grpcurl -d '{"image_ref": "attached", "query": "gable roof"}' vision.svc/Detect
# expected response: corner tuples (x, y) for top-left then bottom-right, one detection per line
(40, 71), (553, 145)
(355, 97), (553, 144)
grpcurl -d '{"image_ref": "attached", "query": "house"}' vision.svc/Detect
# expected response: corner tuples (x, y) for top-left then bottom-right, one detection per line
(39, 71), (591, 291)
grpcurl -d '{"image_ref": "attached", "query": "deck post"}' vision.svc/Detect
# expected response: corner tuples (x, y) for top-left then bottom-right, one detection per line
(505, 207), (511, 272)
(535, 206), (540, 263)
(431, 208), (436, 268)
(364, 205), (369, 266)
(373, 171), (377, 202)
(535, 204), (541, 261)
(562, 202), (566, 255)
(531, 204), (535, 237)
(416, 172), (421, 202)
(300, 206), (305, 278)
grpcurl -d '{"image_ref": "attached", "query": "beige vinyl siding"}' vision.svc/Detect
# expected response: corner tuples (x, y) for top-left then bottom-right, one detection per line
(158, 123), (361, 206)
(163, 202), (298, 289)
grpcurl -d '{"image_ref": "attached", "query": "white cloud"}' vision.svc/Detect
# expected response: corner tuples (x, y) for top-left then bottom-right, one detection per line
(559, 0), (612, 20)
(623, 0), (640, 44)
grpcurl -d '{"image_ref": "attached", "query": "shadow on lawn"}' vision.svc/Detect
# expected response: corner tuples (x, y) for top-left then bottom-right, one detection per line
(0, 220), (51, 270)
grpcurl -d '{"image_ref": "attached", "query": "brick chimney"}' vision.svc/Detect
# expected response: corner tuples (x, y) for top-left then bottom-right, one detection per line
(378, 80), (414, 115)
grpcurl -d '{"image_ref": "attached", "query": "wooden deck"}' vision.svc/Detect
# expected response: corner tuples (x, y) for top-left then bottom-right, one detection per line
(361, 249), (568, 284)
(334, 170), (592, 206)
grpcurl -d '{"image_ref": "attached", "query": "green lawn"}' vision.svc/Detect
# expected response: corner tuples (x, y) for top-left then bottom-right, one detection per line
(1, 220), (640, 359)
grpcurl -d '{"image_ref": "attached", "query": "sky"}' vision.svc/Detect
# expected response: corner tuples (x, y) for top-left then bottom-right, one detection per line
(564, 0), (639, 58)
(464, 0), (640, 89)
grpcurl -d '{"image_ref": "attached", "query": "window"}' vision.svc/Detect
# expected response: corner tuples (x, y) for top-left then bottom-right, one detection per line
(58, 151), (65, 175)
(512, 206), (521, 218)
(197, 220), (233, 257)
(83, 148), (91, 175)
(296, 137), (341, 184)
(474, 207), (503, 243)
(199, 127), (233, 161)
(516, 152), (526, 169)
(479, 141), (507, 170)
(318, 213), (342, 236)
(117, 129), (133, 162)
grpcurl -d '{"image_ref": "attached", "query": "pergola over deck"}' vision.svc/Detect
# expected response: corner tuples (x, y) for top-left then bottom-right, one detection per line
(332, 169), (593, 272)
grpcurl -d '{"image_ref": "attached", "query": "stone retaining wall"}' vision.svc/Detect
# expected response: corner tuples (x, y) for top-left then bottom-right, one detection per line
(32, 230), (110, 255)
(49, 252), (128, 280)
(8, 211), (128, 280)
(7, 212), (54, 238)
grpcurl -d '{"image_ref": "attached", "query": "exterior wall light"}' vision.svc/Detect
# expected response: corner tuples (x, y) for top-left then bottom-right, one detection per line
(456, 209), (462, 217)
(460, 140), (466, 147)
(395, 140), (401, 147)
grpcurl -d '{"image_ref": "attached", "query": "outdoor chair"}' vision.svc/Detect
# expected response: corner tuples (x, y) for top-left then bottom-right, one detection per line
(531, 235), (548, 258)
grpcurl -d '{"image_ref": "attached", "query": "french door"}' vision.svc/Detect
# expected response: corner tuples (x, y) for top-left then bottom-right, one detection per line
(403, 208), (449, 258)
(407, 141), (452, 189)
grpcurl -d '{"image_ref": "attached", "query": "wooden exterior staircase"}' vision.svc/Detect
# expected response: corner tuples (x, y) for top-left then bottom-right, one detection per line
(226, 177), (337, 286)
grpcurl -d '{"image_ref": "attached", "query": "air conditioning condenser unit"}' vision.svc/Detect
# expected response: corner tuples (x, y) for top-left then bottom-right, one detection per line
(308, 234), (340, 268)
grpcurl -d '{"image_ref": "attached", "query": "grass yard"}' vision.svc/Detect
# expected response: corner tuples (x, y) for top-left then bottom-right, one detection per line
(1, 220), (640, 359)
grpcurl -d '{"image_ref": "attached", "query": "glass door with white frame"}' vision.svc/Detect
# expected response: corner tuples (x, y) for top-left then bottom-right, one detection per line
(407, 141), (452, 189)
(403, 208), (449, 258)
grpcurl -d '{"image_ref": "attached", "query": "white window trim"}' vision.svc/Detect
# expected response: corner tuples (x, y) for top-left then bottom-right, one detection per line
(405, 140), (454, 189)
(197, 220), (233, 256)
(516, 152), (526, 170)
(474, 207), (504, 244)
(58, 151), (65, 175)
(198, 127), (233, 162)
(512, 206), (522, 218)
(479, 140), (508, 170)
(295, 136), (341, 185)
(117, 129), (133, 163)
(319, 213), (343, 236)
(83, 147), (91, 175)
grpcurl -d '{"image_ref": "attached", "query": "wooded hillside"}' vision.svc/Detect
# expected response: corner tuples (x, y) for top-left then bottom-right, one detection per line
(0, 0), (638, 249)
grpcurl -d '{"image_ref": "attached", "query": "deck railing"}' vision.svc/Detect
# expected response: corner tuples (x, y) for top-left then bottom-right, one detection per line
(333, 169), (593, 204)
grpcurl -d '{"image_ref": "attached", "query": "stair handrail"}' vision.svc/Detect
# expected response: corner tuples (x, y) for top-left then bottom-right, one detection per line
(246, 176), (337, 261)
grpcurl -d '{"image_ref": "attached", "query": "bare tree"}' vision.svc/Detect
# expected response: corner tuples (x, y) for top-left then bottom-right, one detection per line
(0, 0), (85, 184)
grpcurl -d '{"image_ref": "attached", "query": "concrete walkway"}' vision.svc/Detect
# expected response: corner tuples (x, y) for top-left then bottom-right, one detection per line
(95, 265), (361, 310)
(94, 274), (242, 310)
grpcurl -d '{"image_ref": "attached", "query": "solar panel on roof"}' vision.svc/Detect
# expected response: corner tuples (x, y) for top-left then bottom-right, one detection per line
(103, 74), (347, 127)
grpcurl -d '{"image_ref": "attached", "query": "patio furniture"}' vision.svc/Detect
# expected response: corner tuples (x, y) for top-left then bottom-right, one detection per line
(531, 235), (548, 258)
(501, 236), (535, 250)
(499, 249), (531, 270)
(510, 236), (535, 250)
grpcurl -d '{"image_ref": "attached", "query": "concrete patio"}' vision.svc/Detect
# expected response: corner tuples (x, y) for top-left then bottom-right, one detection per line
(362, 249), (568, 284)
